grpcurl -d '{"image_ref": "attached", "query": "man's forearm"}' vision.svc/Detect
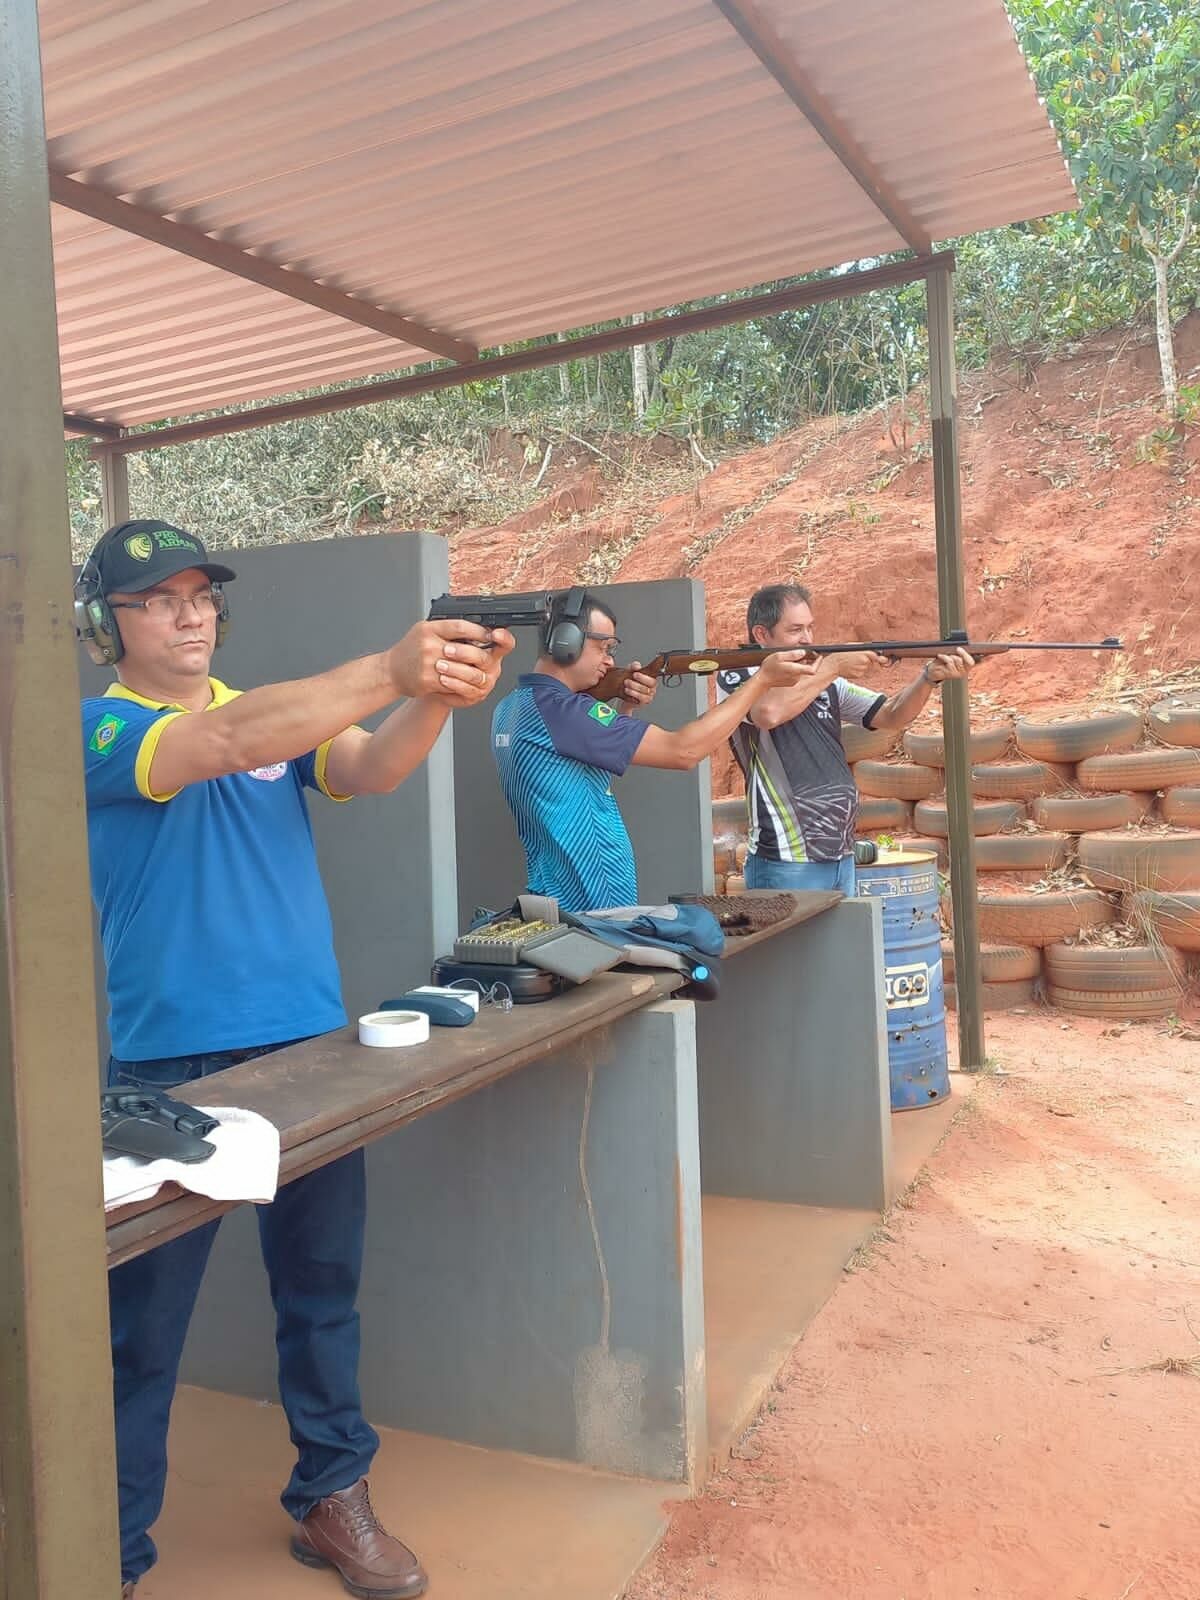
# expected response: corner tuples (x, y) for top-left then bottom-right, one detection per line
(216, 653), (399, 770)
(750, 669), (835, 731)
(330, 698), (453, 796)
(673, 675), (769, 765)
(150, 652), (405, 798)
(871, 668), (935, 731)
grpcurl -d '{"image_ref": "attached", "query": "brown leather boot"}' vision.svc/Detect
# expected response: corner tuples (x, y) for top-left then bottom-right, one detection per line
(291, 1478), (427, 1598)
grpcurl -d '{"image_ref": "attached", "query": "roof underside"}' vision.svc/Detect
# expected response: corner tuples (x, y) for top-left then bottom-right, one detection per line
(41, 0), (1075, 433)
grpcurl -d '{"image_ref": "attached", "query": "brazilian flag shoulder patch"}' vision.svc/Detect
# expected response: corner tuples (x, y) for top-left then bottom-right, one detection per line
(88, 712), (127, 756)
(587, 701), (617, 725)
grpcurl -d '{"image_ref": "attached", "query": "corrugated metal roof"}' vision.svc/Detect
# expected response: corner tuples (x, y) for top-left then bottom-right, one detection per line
(41, 0), (1075, 432)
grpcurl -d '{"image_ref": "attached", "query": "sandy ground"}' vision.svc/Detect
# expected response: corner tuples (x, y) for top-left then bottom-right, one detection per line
(627, 1011), (1200, 1600)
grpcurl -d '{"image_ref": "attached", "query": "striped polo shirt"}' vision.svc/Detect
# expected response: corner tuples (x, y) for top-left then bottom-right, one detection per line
(491, 673), (648, 913)
(717, 669), (885, 863)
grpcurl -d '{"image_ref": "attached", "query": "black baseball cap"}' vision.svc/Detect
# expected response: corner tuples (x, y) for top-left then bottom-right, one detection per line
(87, 520), (237, 595)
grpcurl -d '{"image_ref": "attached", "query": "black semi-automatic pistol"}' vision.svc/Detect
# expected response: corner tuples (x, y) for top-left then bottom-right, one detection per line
(426, 591), (555, 635)
(101, 1090), (220, 1164)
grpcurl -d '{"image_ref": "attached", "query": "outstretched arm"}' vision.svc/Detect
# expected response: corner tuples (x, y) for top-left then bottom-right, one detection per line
(149, 622), (514, 796)
(749, 650), (888, 731)
(868, 648), (975, 731)
(631, 652), (813, 770)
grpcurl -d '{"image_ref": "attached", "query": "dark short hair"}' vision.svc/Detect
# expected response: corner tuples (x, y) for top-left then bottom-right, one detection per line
(539, 593), (617, 655)
(746, 583), (812, 638)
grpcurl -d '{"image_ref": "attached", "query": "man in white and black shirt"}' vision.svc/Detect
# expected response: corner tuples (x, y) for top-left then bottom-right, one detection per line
(717, 583), (976, 894)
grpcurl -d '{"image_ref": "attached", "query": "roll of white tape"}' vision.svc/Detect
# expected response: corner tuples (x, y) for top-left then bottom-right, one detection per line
(358, 1010), (431, 1048)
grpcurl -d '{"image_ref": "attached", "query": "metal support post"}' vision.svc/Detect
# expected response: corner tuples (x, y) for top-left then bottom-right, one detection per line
(99, 446), (130, 524)
(0, 1), (122, 1592)
(926, 266), (985, 1071)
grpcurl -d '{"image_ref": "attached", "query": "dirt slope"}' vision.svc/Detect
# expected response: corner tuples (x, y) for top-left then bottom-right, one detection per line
(447, 316), (1200, 719)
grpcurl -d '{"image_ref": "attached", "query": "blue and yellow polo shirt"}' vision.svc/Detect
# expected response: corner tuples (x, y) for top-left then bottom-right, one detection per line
(82, 678), (348, 1061)
(491, 673), (648, 913)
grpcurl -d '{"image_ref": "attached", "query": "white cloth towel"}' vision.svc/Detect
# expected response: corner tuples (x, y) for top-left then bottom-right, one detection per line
(103, 1105), (281, 1212)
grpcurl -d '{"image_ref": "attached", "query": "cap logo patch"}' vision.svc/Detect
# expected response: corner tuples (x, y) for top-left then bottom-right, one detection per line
(124, 533), (154, 561)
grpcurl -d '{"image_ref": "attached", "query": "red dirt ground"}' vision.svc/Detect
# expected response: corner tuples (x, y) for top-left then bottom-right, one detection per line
(626, 1011), (1200, 1600)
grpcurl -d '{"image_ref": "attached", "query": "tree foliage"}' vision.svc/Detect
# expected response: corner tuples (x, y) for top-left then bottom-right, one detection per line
(1008, 0), (1200, 408)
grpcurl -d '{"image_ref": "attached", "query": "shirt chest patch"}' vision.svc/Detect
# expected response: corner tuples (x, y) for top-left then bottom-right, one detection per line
(247, 763), (288, 782)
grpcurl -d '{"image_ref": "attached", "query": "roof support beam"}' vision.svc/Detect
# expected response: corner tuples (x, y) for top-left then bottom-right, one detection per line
(1, 3), (123, 1594)
(927, 262), (984, 1069)
(92, 250), (951, 456)
(49, 170), (478, 365)
(63, 410), (123, 439)
(99, 446), (130, 524)
(709, 0), (933, 254)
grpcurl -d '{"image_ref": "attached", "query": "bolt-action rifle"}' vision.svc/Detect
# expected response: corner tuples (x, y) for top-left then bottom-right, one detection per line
(590, 630), (1121, 702)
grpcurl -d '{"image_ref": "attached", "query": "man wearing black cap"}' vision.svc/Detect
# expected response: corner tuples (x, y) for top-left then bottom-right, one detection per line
(79, 521), (513, 1599)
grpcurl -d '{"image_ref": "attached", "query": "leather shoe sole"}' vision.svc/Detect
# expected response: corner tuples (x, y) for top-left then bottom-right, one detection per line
(290, 1534), (428, 1599)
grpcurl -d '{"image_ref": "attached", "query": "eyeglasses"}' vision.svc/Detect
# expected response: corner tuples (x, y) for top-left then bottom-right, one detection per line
(584, 631), (621, 655)
(109, 588), (222, 621)
(446, 979), (513, 1013)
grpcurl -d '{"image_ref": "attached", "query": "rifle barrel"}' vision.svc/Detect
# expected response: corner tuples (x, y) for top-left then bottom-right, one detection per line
(806, 637), (1121, 654)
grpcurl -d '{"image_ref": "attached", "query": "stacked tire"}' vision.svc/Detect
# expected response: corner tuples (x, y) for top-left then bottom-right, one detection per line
(1043, 943), (1185, 1021)
(923, 707), (1197, 1019)
(717, 697), (1200, 1017)
(1001, 705), (1197, 1019)
(875, 720), (1048, 1009)
(941, 940), (1041, 1013)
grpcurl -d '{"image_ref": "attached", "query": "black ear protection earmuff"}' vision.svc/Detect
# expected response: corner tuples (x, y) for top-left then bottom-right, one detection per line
(73, 552), (231, 666)
(544, 587), (590, 666)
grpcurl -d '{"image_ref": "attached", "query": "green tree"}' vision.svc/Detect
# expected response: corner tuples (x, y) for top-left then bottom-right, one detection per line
(1011, 0), (1200, 413)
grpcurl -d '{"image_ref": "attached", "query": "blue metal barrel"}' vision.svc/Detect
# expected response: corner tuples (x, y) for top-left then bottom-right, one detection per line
(855, 848), (949, 1111)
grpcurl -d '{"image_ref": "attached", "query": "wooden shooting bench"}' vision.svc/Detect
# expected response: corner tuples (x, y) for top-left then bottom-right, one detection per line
(104, 966), (683, 1268)
(104, 888), (889, 1486)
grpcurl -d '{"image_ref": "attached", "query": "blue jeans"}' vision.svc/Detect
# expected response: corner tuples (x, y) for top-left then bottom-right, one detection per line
(106, 1043), (379, 1583)
(744, 852), (856, 895)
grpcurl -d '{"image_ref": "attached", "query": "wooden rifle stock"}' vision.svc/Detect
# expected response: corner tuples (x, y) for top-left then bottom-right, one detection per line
(591, 632), (1121, 703)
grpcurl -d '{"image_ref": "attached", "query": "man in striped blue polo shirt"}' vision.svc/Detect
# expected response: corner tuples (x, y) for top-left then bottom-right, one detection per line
(491, 591), (811, 912)
(80, 520), (513, 1600)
